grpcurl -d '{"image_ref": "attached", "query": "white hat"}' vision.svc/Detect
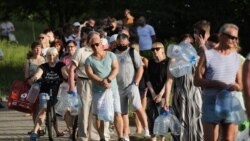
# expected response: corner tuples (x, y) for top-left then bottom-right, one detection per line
(109, 34), (118, 43)
(73, 22), (81, 27)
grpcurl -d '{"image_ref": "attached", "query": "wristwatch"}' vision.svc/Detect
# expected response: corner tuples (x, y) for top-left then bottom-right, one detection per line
(134, 82), (139, 86)
(107, 78), (111, 83)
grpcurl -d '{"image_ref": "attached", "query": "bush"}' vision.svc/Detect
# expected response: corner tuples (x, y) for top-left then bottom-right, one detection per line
(0, 40), (29, 96)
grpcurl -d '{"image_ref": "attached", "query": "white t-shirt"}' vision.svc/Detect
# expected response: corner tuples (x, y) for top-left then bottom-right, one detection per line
(137, 24), (155, 51)
(0, 21), (14, 36)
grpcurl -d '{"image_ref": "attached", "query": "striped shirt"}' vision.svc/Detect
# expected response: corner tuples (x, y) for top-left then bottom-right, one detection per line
(205, 49), (241, 85)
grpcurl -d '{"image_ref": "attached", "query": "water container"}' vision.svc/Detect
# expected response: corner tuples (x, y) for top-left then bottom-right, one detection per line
(239, 120), (250, 131)
(215, 89), (233, 118)
(153, 111), (170, 136)
(97, 89), (114, 122)
(169, 59), (192, 78)
(57, 82), (69, 99)
(168, 114), (182, 135)
(55, 91), (71, 117)
(167, 44), (182, 59)
(26, 83), (40, 103)
(68, 91), (81, 116)
(179, 41), (198, 65)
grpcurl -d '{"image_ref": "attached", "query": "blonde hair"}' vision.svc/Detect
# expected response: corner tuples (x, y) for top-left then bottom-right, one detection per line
(39, 33), (50, 48)
(152, 42), (166, 59)
(219, 23), (239, 34)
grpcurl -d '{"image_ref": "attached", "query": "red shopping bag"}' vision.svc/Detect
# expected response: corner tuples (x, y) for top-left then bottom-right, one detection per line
(7, 80), (35, 113)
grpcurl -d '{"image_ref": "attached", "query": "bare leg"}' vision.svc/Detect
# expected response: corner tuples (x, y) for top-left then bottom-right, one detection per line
(96, 118), (105, 139)
(64, 110), (73, 133)
(135, 108), (148, 129)
(221, 123), (238, 141)
(114, 113), (123, 138)
(133, 112), (142, 134)
(122, 114), (130, 138)
(33, 109), (46, 134)
(203, 122), (219, 141)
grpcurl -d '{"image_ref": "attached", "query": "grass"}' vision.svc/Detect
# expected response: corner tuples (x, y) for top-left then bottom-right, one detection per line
(0, 19), (46, 97)
(0, 41), (29, 97)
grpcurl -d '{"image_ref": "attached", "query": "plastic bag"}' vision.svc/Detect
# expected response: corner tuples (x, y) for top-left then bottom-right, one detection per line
(97, 89), (114, 122)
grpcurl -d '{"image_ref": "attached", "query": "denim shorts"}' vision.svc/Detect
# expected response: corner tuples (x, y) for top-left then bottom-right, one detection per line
(39, 93), (49, 109)
(202, 90), (246, 124)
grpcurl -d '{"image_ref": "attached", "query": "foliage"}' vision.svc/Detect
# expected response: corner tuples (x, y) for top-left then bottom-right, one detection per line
(0, 41), (29, 96)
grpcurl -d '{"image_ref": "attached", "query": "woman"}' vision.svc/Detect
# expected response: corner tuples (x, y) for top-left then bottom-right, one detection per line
(194, 23), (242, 141)
(146, 42), (168, 141)
(24, 41), (45, 135)
(29, 47), (68, 141)
(39, 33), (50, 57)
(164, 42), (203, 141)
(51, 39), (65, 59)
(60, 40), (77, 134)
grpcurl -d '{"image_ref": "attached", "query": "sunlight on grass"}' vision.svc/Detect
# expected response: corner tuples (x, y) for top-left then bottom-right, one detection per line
(0, 41), (29, 95)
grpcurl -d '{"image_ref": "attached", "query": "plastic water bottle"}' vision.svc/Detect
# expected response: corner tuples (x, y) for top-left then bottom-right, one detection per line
(167, 44), (182, 59)
(153, 111), (170, 136)
(215, 89), (233, 118)
(26, 83), (40, 103)
(55, 92), (71, 117)
(169, 59), (192, 78)
(168, 114), (182, 135)
(179, 41), (198, 65)
(68, 91), (80, 116)
(239, 120), (250, 131)
(57, 82), (69, 99)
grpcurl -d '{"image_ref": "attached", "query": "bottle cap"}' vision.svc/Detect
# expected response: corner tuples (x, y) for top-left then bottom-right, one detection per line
(68, 91), (76, 96)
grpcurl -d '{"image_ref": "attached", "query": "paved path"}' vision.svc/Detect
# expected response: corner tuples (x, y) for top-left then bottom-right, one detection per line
(0, 100), (150, 141)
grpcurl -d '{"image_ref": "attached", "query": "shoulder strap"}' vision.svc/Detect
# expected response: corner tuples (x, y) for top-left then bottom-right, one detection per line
(129, 47), (136, 71)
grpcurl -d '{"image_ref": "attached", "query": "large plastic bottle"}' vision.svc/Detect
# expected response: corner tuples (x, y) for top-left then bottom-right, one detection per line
(179, 41), (198, 64)
(55, 91), (71, 117)
(239, 120), (250, 131)
(169, 59), (192, 78)
(168, 114), (182, 135)
(26, 83), (40, 103)
(57, 82), (69, 99)
(68, 91), (80, 116)
(215, 89), (233, 118)
(153, 111), (170, 136)
(167, 44), (182, 59)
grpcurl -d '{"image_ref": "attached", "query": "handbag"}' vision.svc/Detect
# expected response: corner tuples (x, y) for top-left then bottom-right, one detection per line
(7, 80), (35, 113)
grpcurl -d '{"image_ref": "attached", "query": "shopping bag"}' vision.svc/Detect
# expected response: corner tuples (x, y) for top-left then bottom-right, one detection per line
(97, 89), (114, 122)
(7, 80), (35, 113)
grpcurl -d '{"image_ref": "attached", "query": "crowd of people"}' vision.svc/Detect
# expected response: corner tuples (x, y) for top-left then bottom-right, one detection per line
(14, 8), (250, 141)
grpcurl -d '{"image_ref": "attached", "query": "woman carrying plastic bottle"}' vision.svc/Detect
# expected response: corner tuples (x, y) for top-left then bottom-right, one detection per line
(194, 23), (242, 141)
(60, 40), (77, 135)
(164, 41), (203, 141)
(146, 42), (168, 141)
(24, 41), (45, 135)
(28, 47), (68, 141)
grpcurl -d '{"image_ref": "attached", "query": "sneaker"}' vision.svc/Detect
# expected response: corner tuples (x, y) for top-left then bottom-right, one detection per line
(30, 132), (38, 141)
(144, 129), (150, 137)
(124, 137), (130, 141)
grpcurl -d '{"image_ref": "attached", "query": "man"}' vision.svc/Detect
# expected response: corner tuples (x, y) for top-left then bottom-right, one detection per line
(114, 33), (150, 141)
(85, 33), (125, 141)
(69, 31), (110, 141)
(193, 20), (211, 53)
(136, 16), (156, 59)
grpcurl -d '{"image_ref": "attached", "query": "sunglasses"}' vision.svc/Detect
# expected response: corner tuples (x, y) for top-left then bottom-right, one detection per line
(151, 48), (161, 52)
(39, 37), (44, 39)
(222, 32), (238, 40)
(91, 43), (100, 48)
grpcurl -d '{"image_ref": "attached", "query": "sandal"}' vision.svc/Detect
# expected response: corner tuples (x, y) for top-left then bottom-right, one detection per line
(56, 132), (64, 137)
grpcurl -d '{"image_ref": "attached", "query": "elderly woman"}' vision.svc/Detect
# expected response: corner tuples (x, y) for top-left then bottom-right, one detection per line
(146, 42), (168, 141)
(29, 47), (68, 141)
(24, 41), (45, 135)
(195, 23), (242, 141)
